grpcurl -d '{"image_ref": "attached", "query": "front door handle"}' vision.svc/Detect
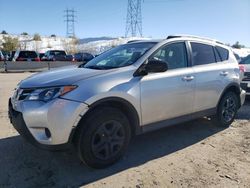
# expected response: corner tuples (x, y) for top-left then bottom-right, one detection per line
(220, 71), (229, 76)
(182, 75), (194, 82)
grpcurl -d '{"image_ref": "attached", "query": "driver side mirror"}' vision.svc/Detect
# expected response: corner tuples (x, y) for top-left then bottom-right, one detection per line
(145, 59), (168, 73)
(134, 59), (168, 76)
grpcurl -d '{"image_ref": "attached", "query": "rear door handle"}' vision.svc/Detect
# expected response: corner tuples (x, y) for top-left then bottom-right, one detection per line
(182, 75), (194, 82)
(220, 71), (229, 76)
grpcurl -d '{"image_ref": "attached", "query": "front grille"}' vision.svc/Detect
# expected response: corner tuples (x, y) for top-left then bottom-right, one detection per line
(243, 72), (250, 81)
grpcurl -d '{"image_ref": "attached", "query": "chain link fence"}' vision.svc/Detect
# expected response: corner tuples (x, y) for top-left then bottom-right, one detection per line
(0, 61), (82, 72)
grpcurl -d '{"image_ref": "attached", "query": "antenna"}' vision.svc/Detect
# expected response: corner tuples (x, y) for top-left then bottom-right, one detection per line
(64, 8), (76, 37)
(125, 0), (143, 37)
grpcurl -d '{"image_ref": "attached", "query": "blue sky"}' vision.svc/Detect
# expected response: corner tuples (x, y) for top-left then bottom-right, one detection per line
(0, 0), (249, 46)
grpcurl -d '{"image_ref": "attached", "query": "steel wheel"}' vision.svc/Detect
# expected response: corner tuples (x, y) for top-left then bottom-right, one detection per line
(91, 120), (126, 160)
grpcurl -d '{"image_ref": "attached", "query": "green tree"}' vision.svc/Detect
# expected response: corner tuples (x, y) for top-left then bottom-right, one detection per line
(51, 34), (56, 37)
(232, 41), (245, 49)
(33, 33), (41, 41)
(2, 37), (18, 51)
(21, 32), (28, 35)
(1, 30), (8, 34)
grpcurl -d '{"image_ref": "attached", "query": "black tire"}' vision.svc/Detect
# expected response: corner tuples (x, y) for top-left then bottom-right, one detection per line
(76, 107), (131, 169)
(213, 91), (239, 127)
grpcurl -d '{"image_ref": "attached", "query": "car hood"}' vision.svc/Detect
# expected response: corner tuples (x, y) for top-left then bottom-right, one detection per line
(19, 65), (116, 88)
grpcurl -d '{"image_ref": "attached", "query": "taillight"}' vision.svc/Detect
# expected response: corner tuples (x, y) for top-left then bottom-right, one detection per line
(35, 57), (40, 62)
(239, 64), (246, 73)
(16, 57), (24, 61)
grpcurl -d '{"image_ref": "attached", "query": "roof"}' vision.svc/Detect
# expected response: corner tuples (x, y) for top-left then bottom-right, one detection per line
(166, 34), (224, 45)
(127, 39), (163, 44)
(127, 35), (228, 49)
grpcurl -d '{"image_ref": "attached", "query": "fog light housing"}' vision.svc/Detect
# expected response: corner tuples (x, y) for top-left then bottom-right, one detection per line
(45, 128), (51, 138)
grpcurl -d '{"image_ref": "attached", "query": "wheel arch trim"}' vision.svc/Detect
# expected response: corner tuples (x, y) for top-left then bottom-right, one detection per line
(73, 97), (142, 141)
(217, 82), (241, 109)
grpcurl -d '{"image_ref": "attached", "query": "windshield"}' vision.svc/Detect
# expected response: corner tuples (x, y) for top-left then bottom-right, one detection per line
(19, 51), (38, 58)
(240, 55), (250, 64)
(83, 42), (156, 69)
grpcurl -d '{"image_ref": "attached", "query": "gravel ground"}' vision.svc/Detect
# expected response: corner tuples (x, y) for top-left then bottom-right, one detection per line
(0, 73), (249, 188)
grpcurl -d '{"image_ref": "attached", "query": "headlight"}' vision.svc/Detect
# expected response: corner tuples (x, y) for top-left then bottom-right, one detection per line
(26, 85), (77, 102)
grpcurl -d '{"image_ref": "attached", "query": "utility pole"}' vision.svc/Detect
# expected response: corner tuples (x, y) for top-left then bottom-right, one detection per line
(125, 0), (143, 37)
(64, 8), (76, 37)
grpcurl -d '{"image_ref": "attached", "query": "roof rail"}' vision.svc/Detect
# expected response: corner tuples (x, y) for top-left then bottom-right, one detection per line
(166, 34), (224, 45)
(127, 40), (144, 43)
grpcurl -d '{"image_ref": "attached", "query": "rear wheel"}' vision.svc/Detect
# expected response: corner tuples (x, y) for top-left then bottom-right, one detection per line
(214, 91), (239, 127)
(76, 107), (131, 168)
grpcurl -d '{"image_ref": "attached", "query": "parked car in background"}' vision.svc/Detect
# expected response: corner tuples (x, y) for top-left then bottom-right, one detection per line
(13, 51), (40, 62)
(2, 51), (10, 61)
(9, 35), (245, 168)
(42, 50), (69, 61)
(0, 51), (4, 61)
(74, 52), (94, 62)
(239, 55), (250, 95)
(65, 54), (75, 62)
(9, 51), (16, 61)
(39, 53), (45, 60)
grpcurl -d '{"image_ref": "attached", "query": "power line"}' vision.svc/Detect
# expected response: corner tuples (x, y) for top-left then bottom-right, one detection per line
(64, 8), (76, 37)
(125, 0), (143, 37)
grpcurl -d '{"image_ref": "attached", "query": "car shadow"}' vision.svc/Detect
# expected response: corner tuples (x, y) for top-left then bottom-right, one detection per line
(236, 97), (250, 120)
(0, 118), (227, 187)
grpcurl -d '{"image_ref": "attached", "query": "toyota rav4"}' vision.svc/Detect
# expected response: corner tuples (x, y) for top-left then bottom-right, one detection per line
(9, 35), (246, 168)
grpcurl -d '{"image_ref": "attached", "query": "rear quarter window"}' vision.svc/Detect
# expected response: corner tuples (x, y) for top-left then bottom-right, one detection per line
(215, 46), (229, 61)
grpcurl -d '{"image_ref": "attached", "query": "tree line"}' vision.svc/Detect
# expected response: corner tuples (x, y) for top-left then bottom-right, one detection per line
(0, 30), (248, 52)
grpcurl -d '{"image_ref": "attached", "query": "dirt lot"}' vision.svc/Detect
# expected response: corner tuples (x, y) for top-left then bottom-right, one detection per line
(0, 73), (249, 188)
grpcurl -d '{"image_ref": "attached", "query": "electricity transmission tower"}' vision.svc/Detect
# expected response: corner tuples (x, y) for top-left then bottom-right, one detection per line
(64, 8), (76, 37)
(125, 0), (143, 37)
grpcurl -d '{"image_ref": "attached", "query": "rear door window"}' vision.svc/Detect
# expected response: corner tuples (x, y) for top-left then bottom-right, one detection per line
(191, 43), (216, 66)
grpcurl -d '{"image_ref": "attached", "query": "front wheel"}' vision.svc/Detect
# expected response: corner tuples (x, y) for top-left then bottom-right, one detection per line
(76, 107), (131, 168)
(213, 91), (239, 127)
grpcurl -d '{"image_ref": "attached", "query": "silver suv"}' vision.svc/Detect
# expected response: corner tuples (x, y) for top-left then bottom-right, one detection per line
(9, 35), (246, 168)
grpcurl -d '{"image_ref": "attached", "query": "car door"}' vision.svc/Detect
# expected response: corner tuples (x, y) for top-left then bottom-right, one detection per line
(140, 42), (195, 125)
(190, 42), (226, 112)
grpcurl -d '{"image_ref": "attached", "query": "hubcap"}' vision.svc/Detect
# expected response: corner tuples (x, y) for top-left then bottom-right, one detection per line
(222, 96), (236, 122)
(91, 120), (125, 160)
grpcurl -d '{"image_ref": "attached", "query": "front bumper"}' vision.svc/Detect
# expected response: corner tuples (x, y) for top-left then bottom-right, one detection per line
(240, 82), (250, 95)
(9, 97), (88, 148)
(240, 89), (246, 106)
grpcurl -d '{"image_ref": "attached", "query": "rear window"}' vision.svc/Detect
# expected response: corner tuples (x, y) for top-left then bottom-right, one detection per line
(18, 51), (38, 58)
(215, 46), (229, 61)
(191, 43), (216, 65)
(50, 51), (66, 56)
